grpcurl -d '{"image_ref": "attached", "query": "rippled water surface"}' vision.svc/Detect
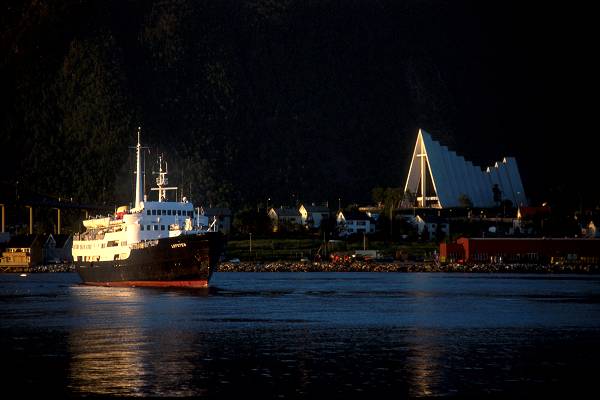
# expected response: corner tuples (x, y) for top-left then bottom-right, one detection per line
(1, 272), (600, 398)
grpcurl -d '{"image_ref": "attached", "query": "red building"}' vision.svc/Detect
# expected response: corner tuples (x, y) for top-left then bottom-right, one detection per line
(440, 237), (600, 263)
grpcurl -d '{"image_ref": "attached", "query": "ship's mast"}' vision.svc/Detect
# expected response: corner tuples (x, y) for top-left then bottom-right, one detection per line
(151, 154), (178, 202)
(134, 127), (144, 209)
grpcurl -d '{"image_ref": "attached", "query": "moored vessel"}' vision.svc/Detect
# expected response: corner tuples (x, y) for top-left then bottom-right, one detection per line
(72, 128), (223, 287)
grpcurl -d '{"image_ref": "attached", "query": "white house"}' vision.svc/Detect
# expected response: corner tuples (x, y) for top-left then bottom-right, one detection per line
(268, 207), (303, 232)
(412, 215), (450, 241)
(336, 210), (376, 237)
(299, 204), (330, 228)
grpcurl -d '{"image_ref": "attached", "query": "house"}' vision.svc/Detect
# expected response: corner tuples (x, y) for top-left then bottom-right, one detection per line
(44, 234), (73, 263)
(413, 215), (450, 241)
(336, 210), (376, 237)
(0, 234), (50, 271)
(299, 204), (330, 228)
(199, 207), (232, 234)
(268, 207), (303, 232)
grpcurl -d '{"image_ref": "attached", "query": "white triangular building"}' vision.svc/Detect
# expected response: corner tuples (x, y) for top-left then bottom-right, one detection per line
(403, 129), (527, 208)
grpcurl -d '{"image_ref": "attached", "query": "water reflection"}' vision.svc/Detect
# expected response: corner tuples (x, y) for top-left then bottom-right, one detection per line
(4, 273), (593, 397)
(68, 327), (148, 396)
(406, 329), (443, 397)
(67, 286), (200, 396)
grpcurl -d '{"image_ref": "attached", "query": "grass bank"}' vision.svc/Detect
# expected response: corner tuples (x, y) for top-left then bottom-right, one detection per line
(224, 237), (438, 262)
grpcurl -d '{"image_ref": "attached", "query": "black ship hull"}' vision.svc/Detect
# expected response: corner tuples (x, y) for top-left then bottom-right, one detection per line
(75, 232), (223, 288)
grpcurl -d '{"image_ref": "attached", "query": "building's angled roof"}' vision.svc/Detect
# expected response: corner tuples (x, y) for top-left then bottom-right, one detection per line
(52, 234), (72, 248)
(416, 215), (449, 224)
(303, 205), (330, 213)
(274, 207), (301, 217)
(404, 129), (528, 208)
(338, 210), (373, 222)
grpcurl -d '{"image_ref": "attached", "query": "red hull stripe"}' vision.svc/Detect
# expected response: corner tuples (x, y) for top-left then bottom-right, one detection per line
(83, 280), (209, 288)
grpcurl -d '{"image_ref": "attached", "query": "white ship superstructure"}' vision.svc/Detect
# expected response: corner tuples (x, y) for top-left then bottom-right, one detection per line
(72, 128), (216, 263)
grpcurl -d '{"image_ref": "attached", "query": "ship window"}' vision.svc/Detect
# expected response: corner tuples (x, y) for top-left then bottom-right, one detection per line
(177, 210), (181, 216)
(161, 225), (165, 231)
(154, 225), (159, 230)
(140, 225), (144, 231)
(167, 210), (172, 215)
(162, 210), (166, 215)
(147, 225), (151, 231)
(152, 210), (156, 215)
(147, 210), (151, 215)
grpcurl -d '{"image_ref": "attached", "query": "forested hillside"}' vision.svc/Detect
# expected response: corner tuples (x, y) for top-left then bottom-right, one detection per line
(1, 0), (592, 209)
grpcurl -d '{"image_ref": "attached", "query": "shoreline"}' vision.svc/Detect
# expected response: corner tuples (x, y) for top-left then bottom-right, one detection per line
(218, 261), (600, 274)
(3, 261), (599, 274)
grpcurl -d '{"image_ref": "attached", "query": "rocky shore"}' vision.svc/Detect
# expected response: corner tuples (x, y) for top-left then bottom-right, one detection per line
(6, 262), (599, 274)
(218, 261), (600, 274)
(10, 264), (75, 273)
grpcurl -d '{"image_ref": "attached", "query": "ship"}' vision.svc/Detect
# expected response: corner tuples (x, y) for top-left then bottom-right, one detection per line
(72, 128), (224, 287)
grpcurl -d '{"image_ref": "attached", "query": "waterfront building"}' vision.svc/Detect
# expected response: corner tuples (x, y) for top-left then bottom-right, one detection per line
(0, 234), (49, 271)
(440, 237), (600, 264)
(44, 234), (73, 263)
(404, 129), (527, 208)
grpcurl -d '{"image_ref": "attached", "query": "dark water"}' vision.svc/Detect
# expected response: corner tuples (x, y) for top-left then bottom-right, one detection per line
(1, 272), (600, 398)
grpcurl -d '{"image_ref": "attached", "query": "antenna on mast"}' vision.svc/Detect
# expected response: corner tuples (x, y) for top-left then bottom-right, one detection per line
(151, 153), (178, 202)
